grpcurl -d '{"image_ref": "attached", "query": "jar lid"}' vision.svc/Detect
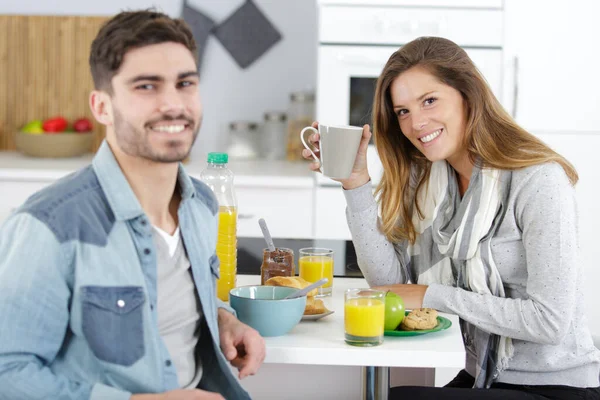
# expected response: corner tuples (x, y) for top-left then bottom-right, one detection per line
(290, 91), (315, 102)
(207, 152), (228, 164)
(264, 111), (287, 122)
(229, 121), (259, 131)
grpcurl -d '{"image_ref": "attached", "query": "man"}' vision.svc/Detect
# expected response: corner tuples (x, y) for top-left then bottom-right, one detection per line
(0, 10), (264, 400)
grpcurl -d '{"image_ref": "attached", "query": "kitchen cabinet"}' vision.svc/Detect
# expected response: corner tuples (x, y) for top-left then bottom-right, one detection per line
(315, 186), (351, 240)
(504, 0), (600, 132)
(0, 179), (315, 239)
(0, 180), (53, 222)
(0, 154), (317, 241)
(189, 159), (316, 240)
(234, 184), (314, 239)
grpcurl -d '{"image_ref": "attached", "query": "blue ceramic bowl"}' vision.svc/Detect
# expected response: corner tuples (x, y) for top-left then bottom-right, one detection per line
(229, 286), (306, 337)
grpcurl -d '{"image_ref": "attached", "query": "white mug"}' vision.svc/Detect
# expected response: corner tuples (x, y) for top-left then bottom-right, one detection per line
(300, 124), (363, 179)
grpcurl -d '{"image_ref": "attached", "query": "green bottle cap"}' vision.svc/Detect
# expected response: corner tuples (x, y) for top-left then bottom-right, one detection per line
(207, 152), (228, 164)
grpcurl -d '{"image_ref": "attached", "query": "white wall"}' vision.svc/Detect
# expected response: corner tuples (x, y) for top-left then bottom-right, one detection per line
(0, 0), (318, 161)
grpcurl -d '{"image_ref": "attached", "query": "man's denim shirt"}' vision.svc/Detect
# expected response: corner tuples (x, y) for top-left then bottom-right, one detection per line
(0, 141), (251, 400)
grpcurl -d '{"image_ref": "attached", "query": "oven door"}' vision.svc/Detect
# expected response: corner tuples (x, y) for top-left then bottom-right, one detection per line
(316, 44), (504, 185)
(237, 236), (362, 278)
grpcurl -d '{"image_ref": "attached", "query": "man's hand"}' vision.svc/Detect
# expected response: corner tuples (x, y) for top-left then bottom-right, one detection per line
(218, 308), (266, 379)
(371, 284), (429, 310)
(130, 388), (224, 400)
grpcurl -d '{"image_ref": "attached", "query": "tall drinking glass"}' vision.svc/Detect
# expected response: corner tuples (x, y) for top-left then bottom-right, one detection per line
(344, 289), (385, 346)
(299, 248), (334, 297)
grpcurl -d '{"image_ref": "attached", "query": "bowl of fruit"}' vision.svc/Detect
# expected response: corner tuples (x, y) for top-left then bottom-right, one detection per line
(16, 116), (95, 158)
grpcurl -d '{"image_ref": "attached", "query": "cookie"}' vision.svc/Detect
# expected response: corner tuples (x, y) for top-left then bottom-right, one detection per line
(400, 308), (438, 331)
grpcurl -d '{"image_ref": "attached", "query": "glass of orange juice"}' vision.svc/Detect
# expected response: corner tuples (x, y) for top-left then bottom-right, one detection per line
(344, 289), (385, 346)
(299, 248), (334, 297)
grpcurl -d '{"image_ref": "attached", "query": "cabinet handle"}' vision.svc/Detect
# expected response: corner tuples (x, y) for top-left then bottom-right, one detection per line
(238, 213), (255, 220)
(512, 56), (519, 119)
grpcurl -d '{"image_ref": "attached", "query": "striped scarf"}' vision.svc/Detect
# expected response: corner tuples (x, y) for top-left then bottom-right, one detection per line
(406, 160), (513, 388)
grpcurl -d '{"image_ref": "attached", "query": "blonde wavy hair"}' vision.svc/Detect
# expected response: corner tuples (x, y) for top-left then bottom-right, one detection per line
(372, 36), (578, 244)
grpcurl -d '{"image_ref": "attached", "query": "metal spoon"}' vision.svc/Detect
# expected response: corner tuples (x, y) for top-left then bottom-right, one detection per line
(258, 218), (276, 252)
(283, 278), (329, 300)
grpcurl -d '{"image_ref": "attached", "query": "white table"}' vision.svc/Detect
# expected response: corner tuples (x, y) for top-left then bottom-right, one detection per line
(237, 275), (466, 400)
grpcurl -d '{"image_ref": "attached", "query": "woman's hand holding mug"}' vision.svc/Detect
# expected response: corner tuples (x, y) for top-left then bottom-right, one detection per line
(301, 121), (372, 190)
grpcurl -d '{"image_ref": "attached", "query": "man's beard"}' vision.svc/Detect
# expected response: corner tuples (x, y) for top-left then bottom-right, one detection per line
(112, 108), (199, 163)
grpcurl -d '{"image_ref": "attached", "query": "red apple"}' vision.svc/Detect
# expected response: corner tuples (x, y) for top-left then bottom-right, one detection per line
(42, 117), (68, 133)
(73, 118), (93, 133)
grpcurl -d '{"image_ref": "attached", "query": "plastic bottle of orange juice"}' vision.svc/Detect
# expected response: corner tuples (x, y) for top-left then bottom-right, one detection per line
(200, 152), (237, 301)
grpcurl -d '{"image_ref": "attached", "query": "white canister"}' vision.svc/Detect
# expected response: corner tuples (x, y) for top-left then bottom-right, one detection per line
(227, 121), (261, 159)
(262, 111), (287, 160)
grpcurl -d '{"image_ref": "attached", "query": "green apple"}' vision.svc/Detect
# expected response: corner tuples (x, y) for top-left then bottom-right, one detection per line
(384, 291), (405, 331)
(22, 120), (44, 134)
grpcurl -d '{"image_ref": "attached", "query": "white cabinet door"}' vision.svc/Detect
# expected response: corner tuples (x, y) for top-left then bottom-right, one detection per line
(315, 187), (352, 240)
(0, 178), (315, 239)
(236, 186), (314, 239)
(0, 180), (52, 224)
(504, 0), (600, 132)
(536, 132), (600, 336)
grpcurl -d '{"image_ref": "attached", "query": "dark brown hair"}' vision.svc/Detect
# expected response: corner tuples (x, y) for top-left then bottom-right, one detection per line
(89, 9), (197, 92)
(372, 36), (578, 244)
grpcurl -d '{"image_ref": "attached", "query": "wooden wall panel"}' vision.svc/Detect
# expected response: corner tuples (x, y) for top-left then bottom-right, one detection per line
(0, 15), (108, 151)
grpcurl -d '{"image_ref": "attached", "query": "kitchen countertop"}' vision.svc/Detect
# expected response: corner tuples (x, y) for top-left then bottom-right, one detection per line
(0, 151), (315, 188)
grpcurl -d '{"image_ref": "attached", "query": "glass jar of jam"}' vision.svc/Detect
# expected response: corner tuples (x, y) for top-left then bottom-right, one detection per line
(260, 247), (294, 285)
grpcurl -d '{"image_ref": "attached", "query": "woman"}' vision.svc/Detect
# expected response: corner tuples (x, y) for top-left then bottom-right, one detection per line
(303, 37), (600, 399)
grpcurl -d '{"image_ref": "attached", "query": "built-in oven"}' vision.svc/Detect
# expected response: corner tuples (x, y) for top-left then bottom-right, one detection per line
(315, 0), (506, 186)
(237, 237), (362, 278)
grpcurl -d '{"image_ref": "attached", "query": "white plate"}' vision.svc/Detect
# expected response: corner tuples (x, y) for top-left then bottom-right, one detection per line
(301, 310), (335, 321)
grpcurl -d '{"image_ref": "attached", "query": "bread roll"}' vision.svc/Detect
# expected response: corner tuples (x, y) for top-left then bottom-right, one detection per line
(265, 276), (330, 315)
(264, 276), (318, 297)
(304, 297), (326, 315)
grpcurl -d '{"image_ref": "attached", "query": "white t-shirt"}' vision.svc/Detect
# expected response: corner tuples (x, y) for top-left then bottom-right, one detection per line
(153, 225), (203, 388)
